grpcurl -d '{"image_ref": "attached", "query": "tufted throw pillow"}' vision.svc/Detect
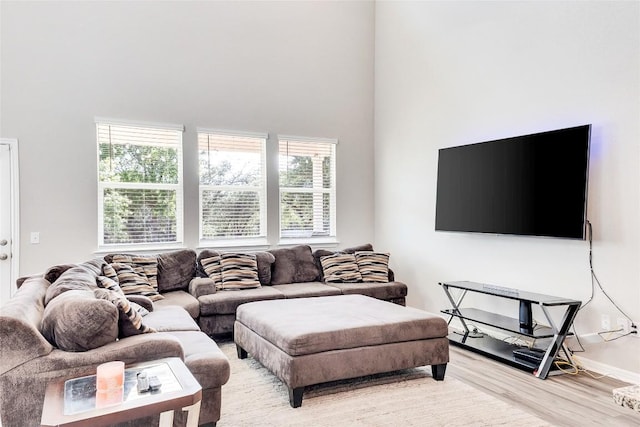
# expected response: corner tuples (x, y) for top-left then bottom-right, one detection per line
(200, 255), (223, 289)
(110, 262), (164, 301)
(40, 290), (119, 351)
(94, 288), (156, 337)
(111, 254), (159, 294)
(355, 252), (390, 283)
(320, 253), (363, 283)
(220, 253), (261, 290)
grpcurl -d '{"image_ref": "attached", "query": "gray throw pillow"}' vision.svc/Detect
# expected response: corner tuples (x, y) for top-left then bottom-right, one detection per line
(40, 290), (119, 351)
(269, 245), (320, 285)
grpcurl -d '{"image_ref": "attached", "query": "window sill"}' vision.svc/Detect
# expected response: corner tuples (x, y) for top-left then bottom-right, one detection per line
(277, 237), (339, 250)
(198, 238), (270, 252)
(94, 243), (187, 255)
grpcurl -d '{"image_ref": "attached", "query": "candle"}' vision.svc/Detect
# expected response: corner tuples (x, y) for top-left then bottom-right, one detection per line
(96, 361), (124, 407)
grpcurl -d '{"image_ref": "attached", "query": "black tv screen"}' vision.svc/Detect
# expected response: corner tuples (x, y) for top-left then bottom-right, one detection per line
(435, 125), (591, 239)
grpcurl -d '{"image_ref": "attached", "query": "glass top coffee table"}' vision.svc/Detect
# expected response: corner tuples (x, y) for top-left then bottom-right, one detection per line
(40, 357), (202, 427)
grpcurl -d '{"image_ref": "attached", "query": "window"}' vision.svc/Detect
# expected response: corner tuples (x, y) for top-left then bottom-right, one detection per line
(198, 130), (267, 244)
(278, 136), (337, 241)
(96, 119), (184, 247)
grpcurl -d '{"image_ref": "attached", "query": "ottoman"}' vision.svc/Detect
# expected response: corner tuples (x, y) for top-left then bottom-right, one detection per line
(234, 294), (449, 407)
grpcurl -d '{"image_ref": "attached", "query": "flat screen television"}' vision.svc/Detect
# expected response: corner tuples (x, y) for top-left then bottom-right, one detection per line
(435, 124), (591, 239)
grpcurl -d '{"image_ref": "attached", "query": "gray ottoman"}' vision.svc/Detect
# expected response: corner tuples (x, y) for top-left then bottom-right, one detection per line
(234, 294), (449, 407)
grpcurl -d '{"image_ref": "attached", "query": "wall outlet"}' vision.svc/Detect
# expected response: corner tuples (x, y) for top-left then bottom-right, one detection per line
(601, 314), (611, 331)
(616, 317), (630, 334)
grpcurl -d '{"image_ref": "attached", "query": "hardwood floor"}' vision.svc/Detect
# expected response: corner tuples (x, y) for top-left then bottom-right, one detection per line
(447, 346), (639, 426)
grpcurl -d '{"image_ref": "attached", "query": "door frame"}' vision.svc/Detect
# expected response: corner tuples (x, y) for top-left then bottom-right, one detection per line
(0, 138), (20, 301)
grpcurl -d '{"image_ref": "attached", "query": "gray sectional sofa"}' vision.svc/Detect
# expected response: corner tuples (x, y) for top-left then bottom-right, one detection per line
(0, 243), (406, 426)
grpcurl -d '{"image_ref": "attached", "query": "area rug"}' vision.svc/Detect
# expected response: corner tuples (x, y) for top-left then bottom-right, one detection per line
(216, 342), (551, 426)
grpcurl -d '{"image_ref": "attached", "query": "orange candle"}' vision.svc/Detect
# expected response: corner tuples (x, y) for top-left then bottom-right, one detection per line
(96, 361), (124, 407)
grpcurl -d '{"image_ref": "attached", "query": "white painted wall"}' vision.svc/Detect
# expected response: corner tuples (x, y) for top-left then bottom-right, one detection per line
(375, 1), (639, 375)
(0, 1), (375, 274)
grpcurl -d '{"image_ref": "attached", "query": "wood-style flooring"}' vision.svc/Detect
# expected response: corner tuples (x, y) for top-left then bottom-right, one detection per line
(448, 346), (639, 426)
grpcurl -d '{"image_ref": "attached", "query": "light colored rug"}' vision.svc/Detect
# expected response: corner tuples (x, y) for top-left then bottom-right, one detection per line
(217, 342), (551, 426)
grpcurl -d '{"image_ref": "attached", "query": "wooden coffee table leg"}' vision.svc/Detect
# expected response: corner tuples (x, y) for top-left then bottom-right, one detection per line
(184, 400), (202, 427)
(159, 410), (174, 427)
(289, 387), (303, 408)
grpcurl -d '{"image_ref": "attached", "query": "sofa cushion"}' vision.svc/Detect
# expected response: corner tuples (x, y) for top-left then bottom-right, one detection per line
(325, 281), (408, 300)
(320, 253), (363, 283)
(254, 251), (276, 285)
(143, 306), (201, 332)
(44, 259), (105, 305)
(157, 249), (197, 292)
(167, 331), (231, 389)
(220, 253), (261, 290)
(93, 288), (156, 337)
(43, 264), (76, 283)
(110, 262), (164, 301)
(271, 282), (342, 299)
(355, 251), (390, 283)
(198, 287), (284, 315)
(269, 245), (319, 285)
(40, 289), (119, 351)
(154, 290), (200, 318)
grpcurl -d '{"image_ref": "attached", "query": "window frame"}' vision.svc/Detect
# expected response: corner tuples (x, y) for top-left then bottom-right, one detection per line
(96, 118), (185, 251)
(277, 134), (338, 245)
(197, 128), (269, 248)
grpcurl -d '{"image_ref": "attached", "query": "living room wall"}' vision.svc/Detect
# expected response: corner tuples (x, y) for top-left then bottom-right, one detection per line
(0, 1), (375, 275)
(374, 1), (639, 376)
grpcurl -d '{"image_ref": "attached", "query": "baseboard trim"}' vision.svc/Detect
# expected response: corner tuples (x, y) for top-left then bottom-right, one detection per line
(572, 354), (640, 385)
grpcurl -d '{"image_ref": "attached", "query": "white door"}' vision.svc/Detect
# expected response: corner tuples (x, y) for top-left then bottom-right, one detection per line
(0, 139), (19, 306)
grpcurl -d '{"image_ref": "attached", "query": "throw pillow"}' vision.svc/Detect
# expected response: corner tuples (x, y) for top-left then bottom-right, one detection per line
(96, 275), (122, 293)
(355, 252), (390, 283)
(102, 263), (119, 282)
(269, 245), (320, 285)
(111, 254), (159, 294)
(196, 249), (220, 278)
(94, 288), (156, 337)
(220, 253), (261, 290)
(40, 289), (119, 351)
(157, 249), (197, 292)
(110, 262), (164, 301)
(200, 255), (223, 289)
(312, 244), (374, 281)
(44, 259), (106, 305)
(320, 253), (363, 283)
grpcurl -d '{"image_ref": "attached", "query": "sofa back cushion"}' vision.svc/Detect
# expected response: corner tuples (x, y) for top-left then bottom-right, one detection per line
(0, 277), (54, 374)
(268, 245), (319, 285)
(157, 249), (197, 292)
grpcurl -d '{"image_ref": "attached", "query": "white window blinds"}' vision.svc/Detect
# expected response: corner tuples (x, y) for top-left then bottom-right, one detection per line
(97, 120), (184, 246)
(198, 130), (267, 242)
(278, 136), (337, 239)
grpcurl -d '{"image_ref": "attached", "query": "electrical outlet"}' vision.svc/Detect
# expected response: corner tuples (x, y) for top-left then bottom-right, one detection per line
(617, 317), (630, 334)
(601, 314), (611, 331)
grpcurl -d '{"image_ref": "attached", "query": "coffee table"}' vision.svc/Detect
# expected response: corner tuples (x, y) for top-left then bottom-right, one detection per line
(40, 357), (201, 427)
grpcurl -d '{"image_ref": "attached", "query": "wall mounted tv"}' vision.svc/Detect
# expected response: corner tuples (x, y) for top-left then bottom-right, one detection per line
(435, 124), (591, 239)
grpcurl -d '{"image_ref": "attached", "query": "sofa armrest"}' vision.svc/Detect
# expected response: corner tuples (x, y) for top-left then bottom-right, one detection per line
(189, 277), (216, 298)
(126, 294), (154, 312)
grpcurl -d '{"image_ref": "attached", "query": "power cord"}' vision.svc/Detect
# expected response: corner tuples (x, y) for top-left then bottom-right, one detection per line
(571, 221), (638, 348)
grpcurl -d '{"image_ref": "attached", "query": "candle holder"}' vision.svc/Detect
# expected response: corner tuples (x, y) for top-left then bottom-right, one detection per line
(95, 361), (124, 408)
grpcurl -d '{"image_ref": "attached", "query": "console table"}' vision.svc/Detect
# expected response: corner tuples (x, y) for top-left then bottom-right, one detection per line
(40, 357), (202, 427)
(439, 281), (581, 379)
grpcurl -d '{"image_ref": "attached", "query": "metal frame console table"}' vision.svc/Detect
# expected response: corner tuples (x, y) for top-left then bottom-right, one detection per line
(440, 281), (581, 379)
